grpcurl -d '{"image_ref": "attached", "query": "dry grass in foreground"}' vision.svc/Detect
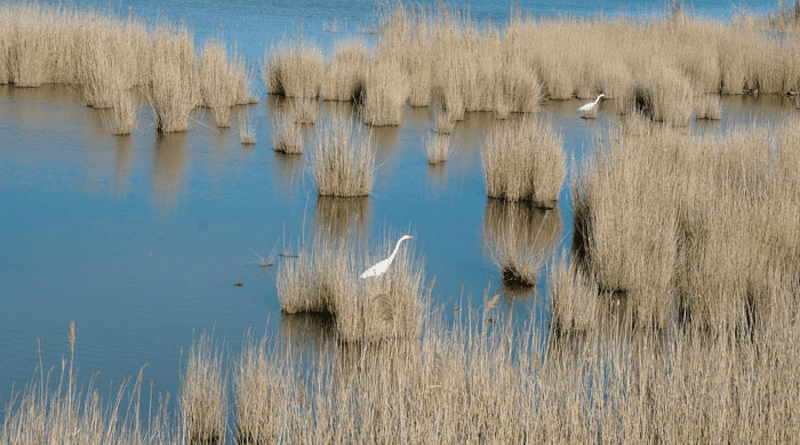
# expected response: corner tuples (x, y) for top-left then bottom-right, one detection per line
(8, 283), (800, 445)
(180, 331), (228, 445)
(310, 113), (375, 197)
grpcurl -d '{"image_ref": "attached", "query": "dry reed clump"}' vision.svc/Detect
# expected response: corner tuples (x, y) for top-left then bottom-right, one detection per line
(146, 23), (198, 133)
(310, 113), (375, 197)
(548, 254), (602, 335)
(199, 39), (245, 127)
(269, 110), (304, 154)
(263, 40), (323, 98)
(181, 331), (228, 445)
(573, 121), (684, 329)
(321, 39), (369, 103)
(630, 67), (694, 125)
(482, 117), (565, 207)
(102, 88), (139, 135)
(360, 56), (409, 126)
(424, 131), (452, 164)
(481, 199), (561, 287)
(275, 230), (353, 314)
(431, 106), (456, 134)
(695, 93), (721, 120)
(674, 126), (799, 333)
(233, 332), (293, 445)
(337, 232), (427, 343)
(275, 228), (426, 342)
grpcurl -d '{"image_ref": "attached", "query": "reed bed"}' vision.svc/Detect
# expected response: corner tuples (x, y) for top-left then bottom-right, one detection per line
(310, 113), (375, 197)
(482, 199), (562, 287)
(572, 115), (800, 333)
(482, 117), (565, 207)
(694, 93), (722, 120)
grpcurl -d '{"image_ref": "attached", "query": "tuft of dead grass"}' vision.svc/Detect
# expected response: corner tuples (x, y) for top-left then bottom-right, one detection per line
(180, 331), (228, 445)
(482, 117), (565, 207)
(310, 113), (375, 197)
(263, 39), (323, 99)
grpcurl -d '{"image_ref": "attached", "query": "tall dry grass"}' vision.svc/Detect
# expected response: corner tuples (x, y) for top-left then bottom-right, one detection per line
(146, 22), (198, 133)
(360, 56), (409, 126)
(310, 113), (375, 197)
(0, 322), (182, 445)
(321, 39), (369, 103)
(482, 117), (565, 207)
(180, 331), (228, 445)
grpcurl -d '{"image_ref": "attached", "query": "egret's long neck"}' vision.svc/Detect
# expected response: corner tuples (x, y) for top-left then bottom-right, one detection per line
(387, 239), (405, 263)
(594, 95), (603, 105)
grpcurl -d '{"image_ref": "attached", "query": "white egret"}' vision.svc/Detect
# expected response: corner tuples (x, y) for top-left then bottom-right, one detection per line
(360, 235), (415, 279)
(579, 93), (606, 113)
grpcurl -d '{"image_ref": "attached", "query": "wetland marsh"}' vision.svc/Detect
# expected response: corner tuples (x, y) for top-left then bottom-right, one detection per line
(2, 0), (800, 443)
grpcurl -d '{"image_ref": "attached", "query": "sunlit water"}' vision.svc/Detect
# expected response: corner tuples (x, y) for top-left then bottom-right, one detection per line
(0, 0), (788, 405)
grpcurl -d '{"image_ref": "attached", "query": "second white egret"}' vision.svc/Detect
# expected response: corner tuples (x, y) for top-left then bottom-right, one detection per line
(579, 93), (606, 113)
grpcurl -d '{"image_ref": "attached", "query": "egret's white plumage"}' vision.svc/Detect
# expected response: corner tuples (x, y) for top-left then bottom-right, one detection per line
(360, 235), (415, 279)
(579, 93), (606, 112)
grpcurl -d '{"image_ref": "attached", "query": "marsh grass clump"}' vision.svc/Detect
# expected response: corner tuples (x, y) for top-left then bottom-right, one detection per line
(311, 113), (375, 197)
(102, 88), (139, 135)
(199, 39), (247, 127)
(361, 57), (409, 126)
(233, 332), (291, 445)
(181, 332), (228, 445)
(630, 69), (694, 125)
(338, 232), (427, 343)
(424, 131), (452, 164)
(276, 228), (426, 342)
(321, 39), (369, 103)
(482, 199), (561, 287)
(264, 40), (323, 98)
(431, 105), (456, 134)
(269, 110), (303, 154)
(482, 117), (565, 207)
(276, 230), (353, 315)
(146, 23), (198, 133)
(574, 122), (683, 328)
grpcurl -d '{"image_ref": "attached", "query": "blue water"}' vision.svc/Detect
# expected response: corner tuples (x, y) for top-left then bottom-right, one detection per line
(0, 0), (786, 410)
